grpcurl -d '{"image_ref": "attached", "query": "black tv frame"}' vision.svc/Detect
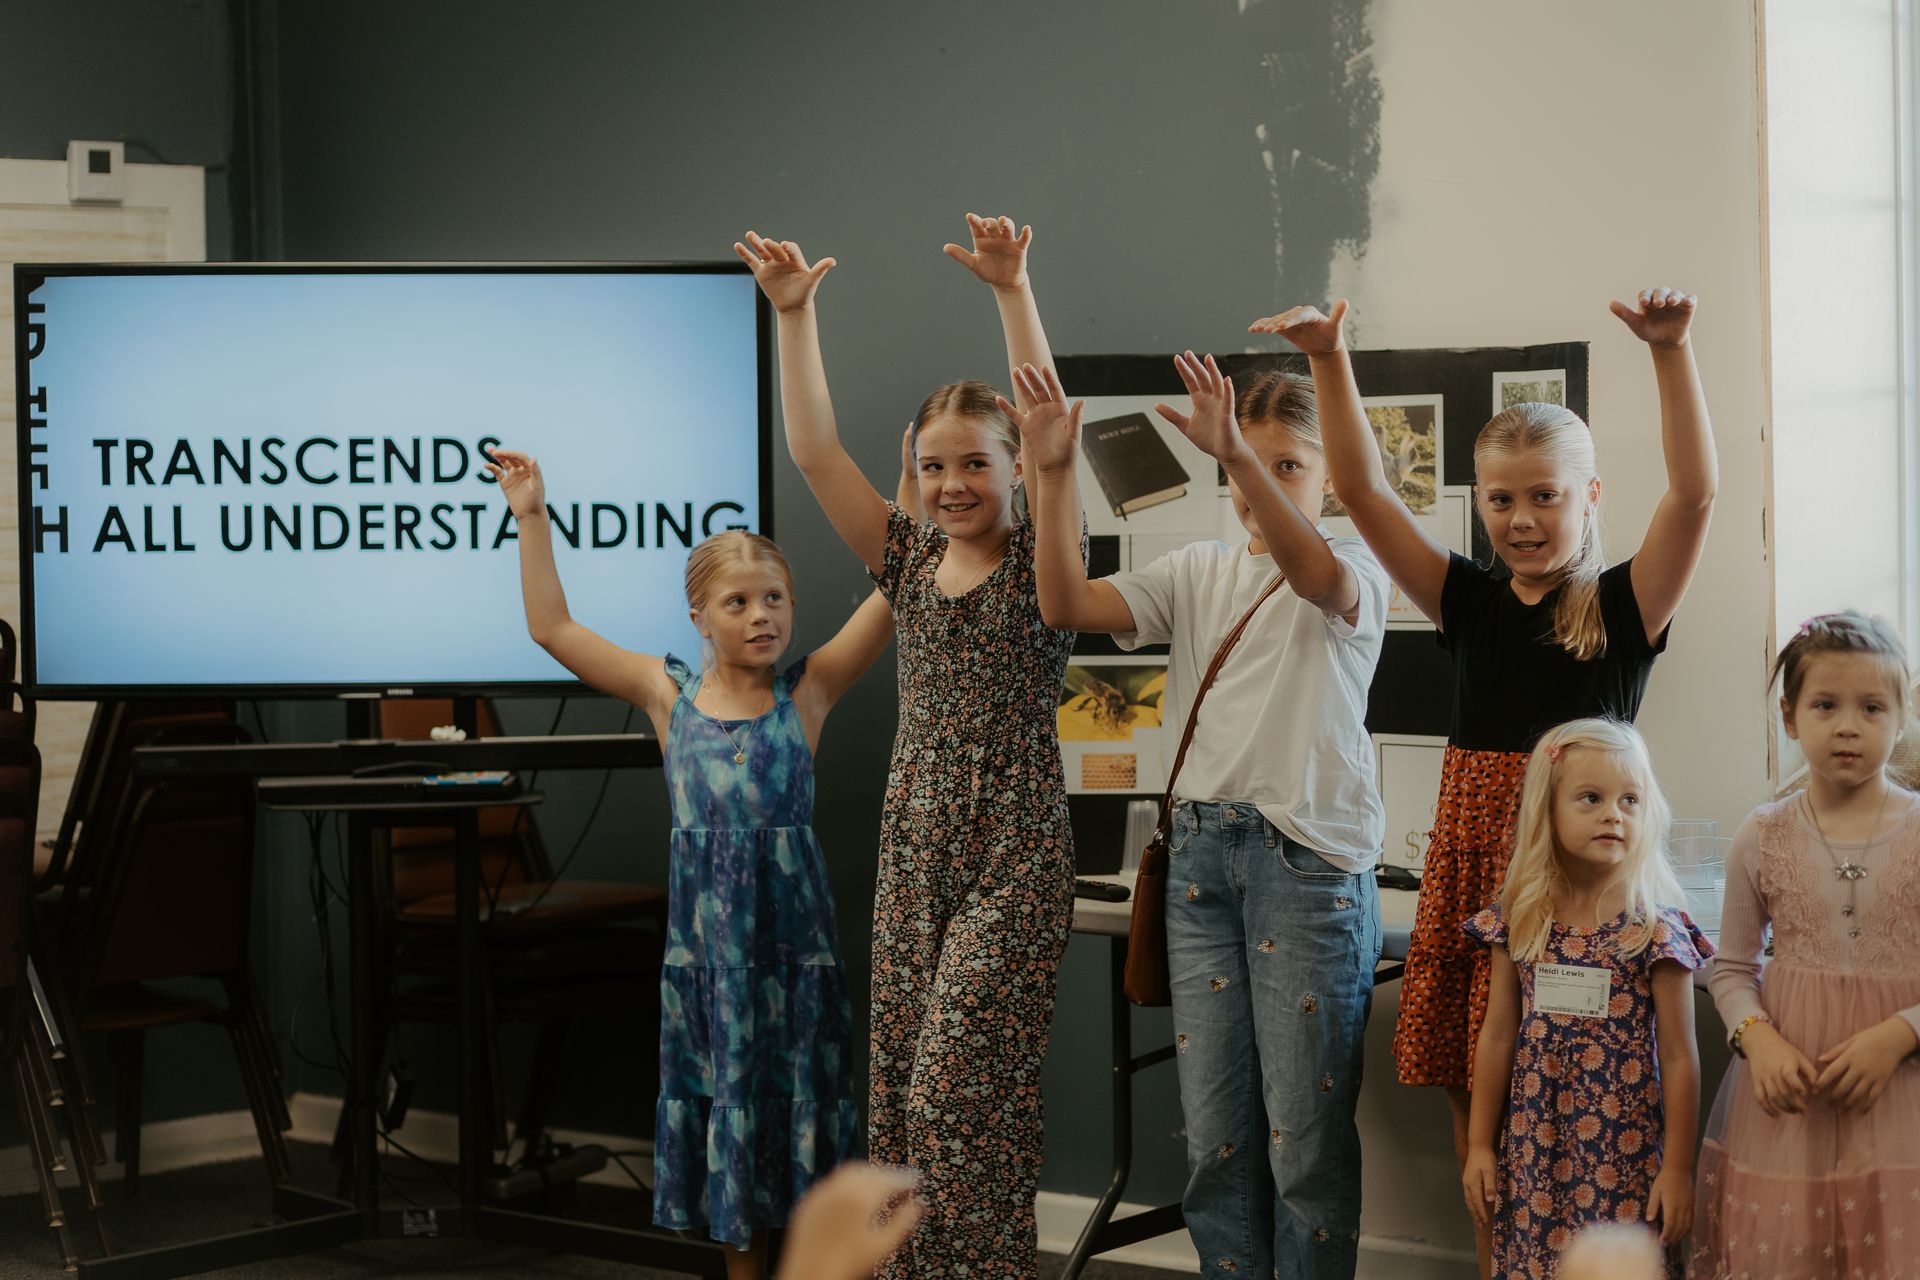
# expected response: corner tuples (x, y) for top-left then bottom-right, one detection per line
(13, 261), (773, 702)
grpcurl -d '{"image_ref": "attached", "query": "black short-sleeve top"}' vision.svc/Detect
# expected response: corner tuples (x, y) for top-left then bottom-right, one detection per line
(1438, 552), (1668, 753)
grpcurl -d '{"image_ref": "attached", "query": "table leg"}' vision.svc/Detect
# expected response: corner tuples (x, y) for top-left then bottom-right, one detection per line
(346, 812), (378, 1227)
(1060, 938), (1135, 1280)
(455, 809), (483, 1214)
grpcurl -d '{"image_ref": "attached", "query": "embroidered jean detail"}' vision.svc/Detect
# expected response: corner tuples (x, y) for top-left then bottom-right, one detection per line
(1163, 803), (1373, 1275)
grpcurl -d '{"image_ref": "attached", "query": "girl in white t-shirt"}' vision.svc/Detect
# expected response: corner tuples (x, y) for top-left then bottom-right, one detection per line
(1007, 355), (1389, 1280)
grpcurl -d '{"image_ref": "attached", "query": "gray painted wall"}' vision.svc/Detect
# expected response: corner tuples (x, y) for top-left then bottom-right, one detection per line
(8, 0), (1382, 1206)
(0, 0), (239, 259)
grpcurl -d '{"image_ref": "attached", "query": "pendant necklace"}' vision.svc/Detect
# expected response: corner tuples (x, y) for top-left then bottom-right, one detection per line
(699, 682), (765, 766)
(716, 719), (750, 767)
(1803, 784), (1892, 941)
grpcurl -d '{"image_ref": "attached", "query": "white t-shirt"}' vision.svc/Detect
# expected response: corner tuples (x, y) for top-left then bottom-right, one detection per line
(1107, 535), (1389, 871)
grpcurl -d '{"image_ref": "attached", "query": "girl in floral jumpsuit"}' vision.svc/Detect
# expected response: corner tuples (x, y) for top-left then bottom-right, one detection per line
(736, 214), (1079, 1275)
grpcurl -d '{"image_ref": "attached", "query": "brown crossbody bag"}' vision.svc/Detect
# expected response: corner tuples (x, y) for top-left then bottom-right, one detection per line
(1123, 572), (1286, 1006)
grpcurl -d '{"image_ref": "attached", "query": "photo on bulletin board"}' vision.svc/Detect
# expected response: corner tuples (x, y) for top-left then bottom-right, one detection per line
(1070, 395), (1217, 542)
(1374, 732), (1448, 871)
(1323, 394), (1442, 519)
(1492, 368), (1567, 411)
(1058, 656), (1170, 795)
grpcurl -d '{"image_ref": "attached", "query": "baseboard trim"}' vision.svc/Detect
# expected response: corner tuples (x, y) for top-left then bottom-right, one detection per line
(3, 1094), (1474, 1278)
(1034, 1190), (1475, 1278)
(0, 1108), (265, 1198)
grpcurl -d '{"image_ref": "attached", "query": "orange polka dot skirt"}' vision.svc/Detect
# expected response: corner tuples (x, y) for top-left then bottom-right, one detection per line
(1391, 744), (1532, 1089)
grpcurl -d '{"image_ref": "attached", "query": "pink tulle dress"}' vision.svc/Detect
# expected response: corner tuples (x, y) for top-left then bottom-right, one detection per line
(1691, 793), (1920, 1280)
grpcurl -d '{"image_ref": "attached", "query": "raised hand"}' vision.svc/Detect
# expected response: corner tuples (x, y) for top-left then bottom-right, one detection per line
(734, 231), (836, 314)
(1248, 299), (1350, 355)
(1155, 352), (1245, 463)
(996, 362), (1083, 474)
(942, 213), (1032, 290)
(1814, 1015), (1919, 1112)
(1609, 287), (1696, 348)
(484, 447), (546, 520)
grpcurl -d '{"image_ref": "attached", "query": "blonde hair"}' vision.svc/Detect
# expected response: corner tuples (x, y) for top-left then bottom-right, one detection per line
(1234, 369), (1323, 451)
(1500, 718), (1682, 963)
(1772, 610), (1912, 719)
(684, 531), (794, 668)
(911, 380), (1020, 462)
(1475, 403), (1606, 660)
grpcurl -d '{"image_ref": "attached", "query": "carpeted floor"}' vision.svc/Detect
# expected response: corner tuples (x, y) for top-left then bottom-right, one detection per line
(0, 1142), (1181, 1279)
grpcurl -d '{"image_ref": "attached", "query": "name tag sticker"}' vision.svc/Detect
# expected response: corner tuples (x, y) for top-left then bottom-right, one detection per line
(1534, 963), (1612, 1018)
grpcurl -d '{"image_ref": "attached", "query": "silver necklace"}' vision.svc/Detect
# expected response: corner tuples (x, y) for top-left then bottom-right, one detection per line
(1803, 785), (1893, 940)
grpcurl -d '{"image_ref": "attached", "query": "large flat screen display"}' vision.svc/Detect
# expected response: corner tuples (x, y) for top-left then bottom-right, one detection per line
(14, 264), (769, 698)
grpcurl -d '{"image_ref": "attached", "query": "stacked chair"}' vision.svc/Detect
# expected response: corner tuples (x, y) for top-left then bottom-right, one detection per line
(35, 698), (292, 1202)
(1, 626), (112, 1270)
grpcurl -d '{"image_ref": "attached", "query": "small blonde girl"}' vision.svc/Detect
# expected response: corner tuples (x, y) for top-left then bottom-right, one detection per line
(1461, 718), (1711, 1280)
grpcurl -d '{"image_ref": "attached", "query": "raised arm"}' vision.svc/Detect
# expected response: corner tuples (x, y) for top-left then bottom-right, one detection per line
(896, 424), (922, 521)
(487, 448), (673, 723)
(1613, 288), (1716, 645)
(736, 232), (890, 573)
(946, 213), (1057, 528)
(999, 366), (1135, 634)
(944, 214), (1056, 404)
(792, 590), (895, 746)
(1252, 303), (1449, 625)
(1155, 352), (1357, 620)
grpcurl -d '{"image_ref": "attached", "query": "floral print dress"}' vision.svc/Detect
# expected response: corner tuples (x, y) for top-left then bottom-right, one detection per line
(652, 655), (860, 1248)
(1462, 904), (1712, 1280)
(867, 503), (1078, 1279)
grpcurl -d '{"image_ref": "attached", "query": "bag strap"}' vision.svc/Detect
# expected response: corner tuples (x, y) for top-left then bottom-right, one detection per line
(1156, 572), (1286, 831)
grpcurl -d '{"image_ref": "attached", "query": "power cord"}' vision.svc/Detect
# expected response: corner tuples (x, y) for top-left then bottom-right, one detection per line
(513, 701), (637, 915)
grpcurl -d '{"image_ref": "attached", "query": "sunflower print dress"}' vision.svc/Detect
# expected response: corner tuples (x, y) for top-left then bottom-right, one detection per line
(1462, 904), (1711, 1280)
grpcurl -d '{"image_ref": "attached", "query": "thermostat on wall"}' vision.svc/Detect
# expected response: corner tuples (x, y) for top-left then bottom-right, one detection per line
(67, 140), (126, 204)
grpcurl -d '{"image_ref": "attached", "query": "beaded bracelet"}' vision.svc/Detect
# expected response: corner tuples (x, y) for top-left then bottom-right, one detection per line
(1730, 1014), (1771, 1057)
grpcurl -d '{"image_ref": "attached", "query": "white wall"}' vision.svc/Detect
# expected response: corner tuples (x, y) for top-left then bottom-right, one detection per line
(1763, 0), (1908, 779)
(1339, 1), (1766, 1265)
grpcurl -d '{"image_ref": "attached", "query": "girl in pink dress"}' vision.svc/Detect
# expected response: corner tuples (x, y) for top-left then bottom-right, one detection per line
(1692, 611), (1920, 1279)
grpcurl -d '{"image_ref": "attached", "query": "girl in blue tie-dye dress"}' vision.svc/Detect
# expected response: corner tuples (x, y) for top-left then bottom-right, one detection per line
(489, 446), (896, 1280)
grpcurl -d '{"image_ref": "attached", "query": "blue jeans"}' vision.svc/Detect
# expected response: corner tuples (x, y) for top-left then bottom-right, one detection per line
(1165, 800), (1383, 1280)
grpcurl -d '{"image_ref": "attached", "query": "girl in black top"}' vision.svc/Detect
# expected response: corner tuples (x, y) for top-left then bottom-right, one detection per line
(1252, 287), (1716, 1279)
